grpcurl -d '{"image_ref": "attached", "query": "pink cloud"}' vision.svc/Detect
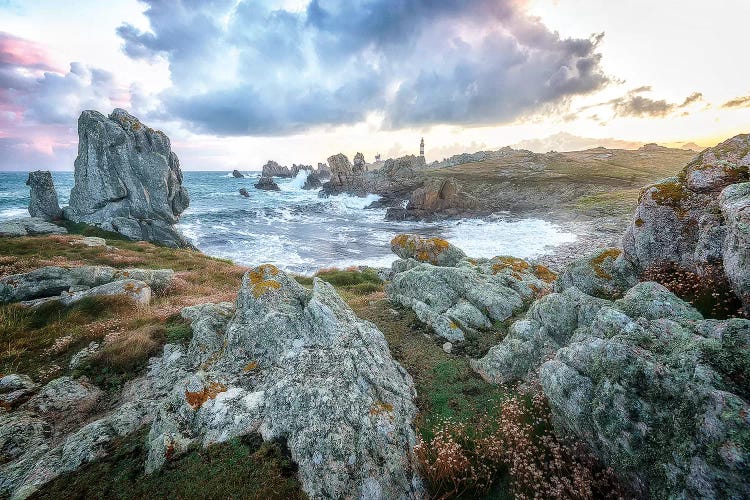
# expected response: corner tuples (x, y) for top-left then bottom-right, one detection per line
(0, 31), (61, 72)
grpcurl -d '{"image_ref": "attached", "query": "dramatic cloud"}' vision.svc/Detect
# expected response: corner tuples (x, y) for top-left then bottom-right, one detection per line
(574, 87), (704, 121)
(117, 0), (609, 135)
(0, 32), (131, 170)
(722, 94), (750, 109)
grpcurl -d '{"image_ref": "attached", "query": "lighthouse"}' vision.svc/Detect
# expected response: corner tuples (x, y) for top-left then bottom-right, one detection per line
(420, 137), (424, 158)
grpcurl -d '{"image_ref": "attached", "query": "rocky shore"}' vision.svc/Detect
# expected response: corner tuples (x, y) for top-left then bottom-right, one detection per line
(0, 117), (748, 498)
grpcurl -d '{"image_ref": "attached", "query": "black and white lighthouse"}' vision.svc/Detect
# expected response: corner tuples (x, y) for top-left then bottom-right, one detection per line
(419, 137), (424, 158)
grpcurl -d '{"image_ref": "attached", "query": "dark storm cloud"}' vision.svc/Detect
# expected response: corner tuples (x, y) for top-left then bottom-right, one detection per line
(117, 0), (610, 135)
(602, 87), (703, 118)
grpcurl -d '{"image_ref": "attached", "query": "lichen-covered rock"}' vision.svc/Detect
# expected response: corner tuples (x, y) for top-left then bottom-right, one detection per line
(0, 265), (172, 304)
(471, 287), (609, 383)
(64, 109), (191, 248)
(390, 234), (466, 267)
(555, 248), (638, 299)
(388, 254), (553, 342)
(539, 298), (750, 498)
(144, 265), (421, 498)
(0, 218), (66, 237)
(0, 374), (39, 408)
(720, 182), (750, 313)
(71, 236), (106, 247)
(51, 279), (152, 307)
(25, 171), (62, 221)
(20, 377), (103, 435)
(254, 175), (280, 191)
(69, 342), (101, 370)
(622, 134), (750, 308)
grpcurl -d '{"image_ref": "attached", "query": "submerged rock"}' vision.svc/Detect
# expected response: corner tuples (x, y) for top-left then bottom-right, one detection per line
(254, 175), (280, 191)
(26, 171), (62, 221)
(622, 134), (750, 312)
(64, 109), (191, 248)
(239, 188), (250, 198)
(0, 218), (66, 237)
(231, 169), (244, 178)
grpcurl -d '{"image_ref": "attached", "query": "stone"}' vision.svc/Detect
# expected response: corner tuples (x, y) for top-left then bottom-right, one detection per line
(622, 134), (750, 308)
(0, 374), (39, 408)
(52, 279), (152, 307)
(0, 411), (50, 465)
(231, 169), (244, 178)
(386, 177), (474, 220)
(21, 376), (103, 435)
(442, 342), (453, 354)
(239, 188), (250, 198)
(145, 265), (422, 499)
(388, 254), (553, 342)
(71, 236), (106, 247)
(302, 172), (322, 190)
(554, 247), (638, 299)
(0, 218), (67, 237)
(390, 234), (466, 267)
(69, 342), (101, 370)
(261, 160), (292, 178)
(315, 162), (331, 179)
(290, 164), (313, 177)
(64, 109), (191, 248)
(254, 175), (280, 191)
(0, 265), (172, 304)
(25, 171), (62, 221)
(353, 152), (366, 171)
(719, 182), (750, 313)
(320, 153), (366, 196)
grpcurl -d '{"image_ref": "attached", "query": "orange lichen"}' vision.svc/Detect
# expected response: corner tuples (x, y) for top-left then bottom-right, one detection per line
(243, 361), (259, 372)
(248, 264), (282, 298)
(635, 218), (645, 227)
(391, 235), (451, 264)
(590, 249), (622, 280)
(449, 321), (459, 329)
(185, 381), (227, 409)
(533, 265), (557, 284)
(370, 400), (395, 416)
(492, 256), (530, 275)
(650, 181), (687, 208)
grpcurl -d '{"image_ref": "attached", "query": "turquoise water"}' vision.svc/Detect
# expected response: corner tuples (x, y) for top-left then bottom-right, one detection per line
(0, 171), (577, 273)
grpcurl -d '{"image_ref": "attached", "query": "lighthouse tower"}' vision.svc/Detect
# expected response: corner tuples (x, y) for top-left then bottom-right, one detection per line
(419, 137), (424, 158)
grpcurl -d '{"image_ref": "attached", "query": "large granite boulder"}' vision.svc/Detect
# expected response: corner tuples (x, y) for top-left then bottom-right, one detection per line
(64, 109), (191, 248)
(320, 153), (367, 196)
(26, 171), (62, 221)
(20, 377), (103, 436)
(390, 234), (466, 267)
(0, 218), (66, 237)
(145, 265), (421, 498)
(622, 134), (750, 312)
(473, 279), (750, 498)
(720, 182), (750, 312)
(261, 160), (292, 178)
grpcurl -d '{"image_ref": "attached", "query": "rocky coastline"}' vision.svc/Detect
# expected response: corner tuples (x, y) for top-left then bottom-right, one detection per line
(1, 113), (748, 499)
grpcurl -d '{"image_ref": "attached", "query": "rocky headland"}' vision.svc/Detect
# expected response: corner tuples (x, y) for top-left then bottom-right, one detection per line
(0, 127), (748, 499)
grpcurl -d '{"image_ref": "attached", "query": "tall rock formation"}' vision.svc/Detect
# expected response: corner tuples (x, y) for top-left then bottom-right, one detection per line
(320, 153), (367, 196)
(26, 171), (62, 221)
(64, 109), (191, 248)
(261, 160), (292, 178)
(622, 134), (750, 312)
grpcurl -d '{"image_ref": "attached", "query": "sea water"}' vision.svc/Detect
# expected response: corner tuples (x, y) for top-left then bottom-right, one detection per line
(0, 171), (577, 274)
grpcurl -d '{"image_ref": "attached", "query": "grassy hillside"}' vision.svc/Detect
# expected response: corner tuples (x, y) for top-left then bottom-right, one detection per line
(426, 145), (696, 217)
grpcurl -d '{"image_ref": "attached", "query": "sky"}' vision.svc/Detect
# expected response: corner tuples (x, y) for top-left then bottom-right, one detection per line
(1, 0), (749, 171)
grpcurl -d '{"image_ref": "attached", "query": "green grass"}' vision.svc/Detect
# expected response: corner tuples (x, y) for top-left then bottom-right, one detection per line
(32, 429), (305, 500)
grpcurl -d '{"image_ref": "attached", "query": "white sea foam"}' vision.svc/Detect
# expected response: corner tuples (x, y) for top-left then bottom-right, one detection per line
(0, 208), (29, 220)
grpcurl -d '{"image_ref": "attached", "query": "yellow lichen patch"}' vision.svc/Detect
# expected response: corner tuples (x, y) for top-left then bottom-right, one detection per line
(533, 265), (557, 284)
(635, 218), (645, 227)
(185, 381), (227, 410)
(651, 181), (687, 208)
(391, 234), (411, 249)
(391, 235), (451, 264)
(248, 264), (282, 298)
(370, 400), (394, 416)
(243, 361), (259, 372)
(590, 249), (622, 280)
(449, 321), (459, 329)
(491, 256), (530, 275)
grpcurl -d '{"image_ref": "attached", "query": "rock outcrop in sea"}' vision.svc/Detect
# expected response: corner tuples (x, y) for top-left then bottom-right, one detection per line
(26, 171), (62, 221)
(622, 134), (750, 313)
(261, 160), (292, 178)
(63, 109), (191, 248)
(320, 153), (425, 202)
(302, 172), (322, 190)
(0, 265), (422, 499)
(386, 177), (474, 220)
(231, 169), (244, 178)
(254, 175), (280, 191)
(316, 162), (331, 179)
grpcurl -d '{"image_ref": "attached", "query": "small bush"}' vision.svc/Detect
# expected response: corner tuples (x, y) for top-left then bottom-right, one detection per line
(642, 262), (746, 319)
(415, 391), (626, 499)
(314, 267), (382, 287)
(164, 315), (193, 344)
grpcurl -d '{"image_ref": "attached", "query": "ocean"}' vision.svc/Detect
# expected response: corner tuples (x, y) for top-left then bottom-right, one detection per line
(0, 170), (577, 274)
